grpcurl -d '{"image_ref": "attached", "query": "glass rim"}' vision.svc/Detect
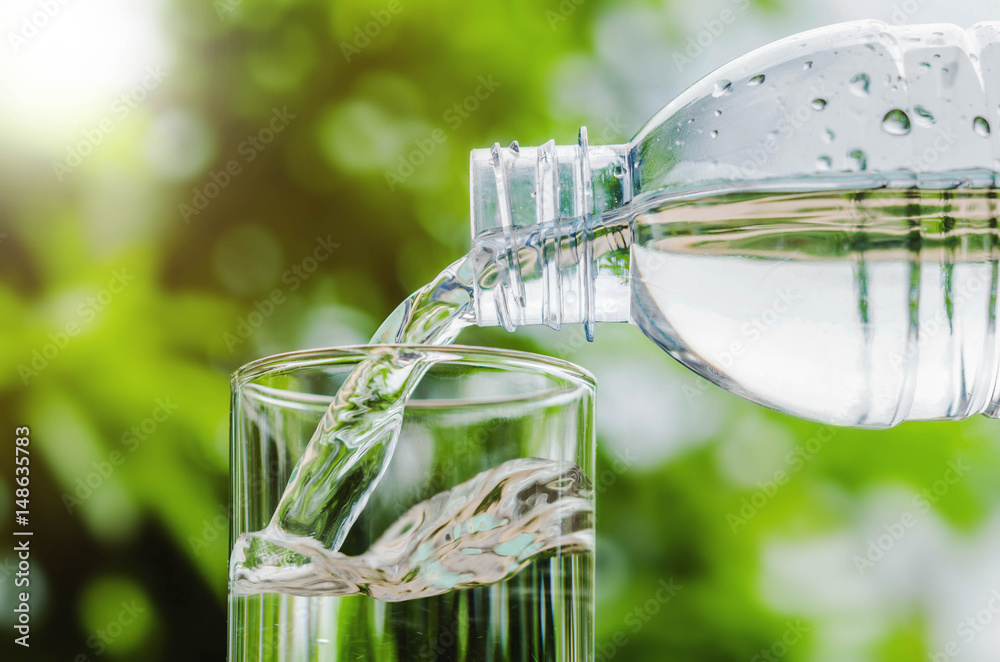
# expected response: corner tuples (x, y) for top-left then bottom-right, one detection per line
(232, 343), (596, 392)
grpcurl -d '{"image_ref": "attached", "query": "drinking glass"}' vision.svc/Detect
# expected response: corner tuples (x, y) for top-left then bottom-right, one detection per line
(229, 345), (596, 661)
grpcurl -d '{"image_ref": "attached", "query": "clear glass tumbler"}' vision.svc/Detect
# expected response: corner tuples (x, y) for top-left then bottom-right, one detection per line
(229, 345), (596, 662)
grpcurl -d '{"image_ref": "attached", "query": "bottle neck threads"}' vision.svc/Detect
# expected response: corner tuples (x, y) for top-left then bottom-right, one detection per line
(469, 128), (634, 340)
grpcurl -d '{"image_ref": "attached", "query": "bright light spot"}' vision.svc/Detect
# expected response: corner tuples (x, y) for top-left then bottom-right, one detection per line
(0, 0), (170, 146)
(143, 108), (217, 181)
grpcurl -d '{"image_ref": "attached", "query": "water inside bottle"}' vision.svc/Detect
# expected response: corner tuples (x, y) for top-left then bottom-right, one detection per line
(631, 181), (999, 427)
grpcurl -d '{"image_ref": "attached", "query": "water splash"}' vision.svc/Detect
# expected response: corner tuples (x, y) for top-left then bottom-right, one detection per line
(231, 458), (594, 601)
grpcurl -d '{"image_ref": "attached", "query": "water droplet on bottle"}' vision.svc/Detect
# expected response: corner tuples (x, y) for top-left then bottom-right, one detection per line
(823, 128), (835, 143)
(811, 98), (827, 111)
(913, 106), (935, 126)
(748, 74), (765, 86)
(803, 61), (813, 70)
(712, 80), (732, 98)
(611, 162), (625, 179)
(881, 109), (911, 136)
(710, 130), (718, 138)
(687, 118), (695, 124)
(816, 155), (832, 170)
(919, 62), (931, 71)
(714, 109), (722, 117)
(848, 149), (868, 171)
(974, 116), (991, 137)
(849, 73), (870, 96)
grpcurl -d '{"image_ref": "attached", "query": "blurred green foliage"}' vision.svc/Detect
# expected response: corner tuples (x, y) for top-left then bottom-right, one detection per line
(2, 0), (999, 660)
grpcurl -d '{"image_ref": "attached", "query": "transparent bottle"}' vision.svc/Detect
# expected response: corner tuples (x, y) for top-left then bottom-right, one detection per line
(467, 20), (1000, 428)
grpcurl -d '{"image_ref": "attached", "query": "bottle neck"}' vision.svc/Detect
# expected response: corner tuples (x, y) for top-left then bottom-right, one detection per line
(469, 128), (635, 340)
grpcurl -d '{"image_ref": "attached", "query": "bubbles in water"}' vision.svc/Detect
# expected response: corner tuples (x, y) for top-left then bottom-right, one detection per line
(913, 106), (935, 127)
(848, 149), (868, 171)
(714, 109), (722, 117)
(816, 155), (832, 170)
(803, 61), (813, 70)
(823, 128), (835, 143)
(712, 80), (732, 98)
(973, 116), (991, 137)
(748, 74), (765, 86)
(919, 62), (931, 72)
(881, 109), (911, 136)
(710, 130), (718, 138)
(849, 73), (870, 96)
(811, 98), (828, 111)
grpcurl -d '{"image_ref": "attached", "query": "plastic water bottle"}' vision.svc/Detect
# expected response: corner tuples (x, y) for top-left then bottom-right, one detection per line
(467, 20), (1000, 428)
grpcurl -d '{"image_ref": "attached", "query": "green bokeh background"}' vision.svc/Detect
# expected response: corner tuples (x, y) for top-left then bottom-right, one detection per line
(2, 0), (999, 660)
